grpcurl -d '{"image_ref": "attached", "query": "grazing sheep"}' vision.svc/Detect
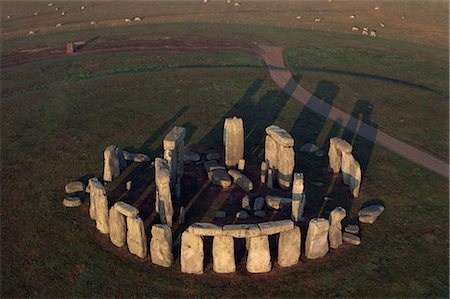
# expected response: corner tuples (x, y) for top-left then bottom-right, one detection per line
(362, 29), (369, 36)
(90, 21), (96, 25)
(125, 18), (132, 23)
(28, 30), (36, 35)
(379, 22), (385, 28)
(314, 17), (323, 22)
(7, 15), (11, 19)
(349, 15), (355, 19)
(370, 30), (377, 37)
(227, 0), (231, 3)
(374, 6), (380, 10)
(61, 11), (65, 16)
(352, 26), (359, 31)
(203, 0), (208, 3)
(296, 15), (302, 19)
(401, 15), (406, 20)
(134, 17), (142, 21)
(81, 5), (85, 10)
(234, 2), (241, 6)
(34, 11), (39, 16)
(48, 2), (53, 7)
(55, 7), (59, 11)
(56, 23), (62, 28)
(363, 26), (369, 31)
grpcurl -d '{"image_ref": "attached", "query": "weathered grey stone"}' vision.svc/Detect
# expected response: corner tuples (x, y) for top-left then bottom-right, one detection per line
(278, 226), (300, 267)
(208, 169), (232, 188)
(204, 160), (225, 172)
(213, 235), (235, 273)
(133, 153), (150, 163)
(267, 168), (274, 189)
(188, 222), (222, 236)
(328, 137), (342, 173)
(265, 195), (291, 210)
(215, 210), (226, 218)
(328, 206), (346, 249)
(179, 206), (185, 224)
(292, 172), (304, 195)
(242, 195), (251, 210)
(114, 201), (139, 218)
(238, 159), (246, 171)
(254, 210), (266, 218)
(164, 126), (186, 190)
(224, 116), (244, 167)
(65, 181), (85, 193)
(277, 145), (295, 189)
(236, 210), (250, 219)
(109, 206), (126, 247)
(311, 181), (324, 187)
(206, 152), (221, 161)
(253, 197), (265, 211)
(154, 158), (173, 227)
(126, 216), (147, 258)
(359, 205), (384, 224)
(223, 224), (262, 238)
(246, 235), (271, 273)
(103, 145), (121, 182)
(260, 161), (268, 184)
(184, 149), (200, 162)
(292, 194), (306, 222)
(265, 125), (294, 147)
(341, 151), (353, 185)
(265, 135), (278, 171)
(345, 225), (360, 234)
(343, 232), (361, 245)
(228, 169), (253, 192)
(300, 143), (319, 153)
(150, 224), (173, 267)
(305, 218), (330, 259)
(349, 157), (362, 198)
(258, 220), (294, 235)
(94, 186), (109, 234)
(181, 231), (204, 274)
(88, 177), (103, 220)
(63, 197), (81, 207)
(163, 126), (186, 150)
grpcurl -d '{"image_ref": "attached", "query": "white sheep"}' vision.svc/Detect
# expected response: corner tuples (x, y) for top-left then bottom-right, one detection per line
(362, 30), (369, 36)
(379, 22), (385, 28)
(125, 18), (132, 23)
(48, 2), (53, 7)
(296, 16), (302, 19)
(401, 15), (406, 20)
(81, 5), (85, 10)
(349, 15), (355, 19)
(34, 12), (39, 16)
(203, 0), (208, 3)
(28, 30), (36, 35)
(55, 7), (59, 11)
(61, 11), (65, 16)
(227, 0), (231, 3)
(134, 17), (142, 21)
(56, 23), (62, 28)
(315, 17), (323, 22)
(90, 21), (96, 25)
(370, 30), (377, 37)
(352, 26), (359, 31)
(6, 15), (11, 19)
(374, 6), (380, 10)
(234, 2), (241, 6)
(363, 26), (369, 31)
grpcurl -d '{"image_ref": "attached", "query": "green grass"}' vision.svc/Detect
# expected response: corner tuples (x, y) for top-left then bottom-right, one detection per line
(1, 51), (448, 297)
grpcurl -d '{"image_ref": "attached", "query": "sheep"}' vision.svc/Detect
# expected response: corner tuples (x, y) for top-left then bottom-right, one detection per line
(362, 29), (369, 36)
(7, 15), (11, 19)
(61, 11), (65, 16)
(134, 17), (142, 22)
(401, 15), (406, 20)
(55, 7), (59, 11)
(370, 30), (377, 37)
(203, 0), (208, 3)
(379, 22), (385, 28)
(28, 30), (36, 35)
(48, 2), (53, 7)
(363, 26), (369, 31)
(374, 6), (380, 10)
(352, 26), (359, 31)
(125, 18), (132, 23)
(234, 2), (241, 6)
(349, 15), (355, 19)
(90, 21), (96, 25)
(227, 0), (231, 3)
(34, 11), (39, 16)
(296, 15), (302, 19)
(81, 5), (85, 10)
(314, 17), (323, 22)
(56, 23), (62, 28)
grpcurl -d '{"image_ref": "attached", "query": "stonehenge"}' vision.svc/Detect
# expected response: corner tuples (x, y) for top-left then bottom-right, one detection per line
(109, 206), (127, 247)
(305, 218), (330, 259)
(223, 116), (244, 168)
(264, 125), (295, 189)
(65, 181), (85, 193)
(103, 145), (126, 182)
(359, 205), (384, 224)
(212, 235), (235, 273)
(277, 226), (301, 267)
(126, 216), (147, 258)
(228, 169), (253, 191)
(154, 157), (173, 227)
(163, 126), (186, 196)
(150, 224), (173, 267)
(181, 231), (204, 274)
(328, 137), (362, 197)
(328, 206), (346, 249)
(292, 172), (306, 221)
(88, 177), (109, 234)
(246, 235), (271, 273)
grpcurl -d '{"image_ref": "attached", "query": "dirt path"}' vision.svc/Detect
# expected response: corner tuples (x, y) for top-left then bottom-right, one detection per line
(259, 45), (449, 178)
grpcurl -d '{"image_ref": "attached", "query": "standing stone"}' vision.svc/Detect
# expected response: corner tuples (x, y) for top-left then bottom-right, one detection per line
(213, 235), (235, 273)
(179, 206), (186, 224)
(278, 226), (301, 267)
(260, 161), (268, 184)
(305, 218), (330, 259)
(341, 151), (353, 185)
(246, 235), (271, 273)
(224, 116), (244, 168)
(66, 41), (74, 55)
(109, 207), (126, 247)
(103, 145), (121, 182)
(349, 157), (362, 198)
(277, 145), (295, 189)
(267, 168), (273, 189)
(238, 159), (246, 171)
(163, 126), (186, 190)
(292, 173), (305, 221)
(150, 224), (173, 268)
(126, 180), (132, 191)
(88, 177), (103, 220)
(242, 195), (251, 210)
(91, 180), (109, 234)
(181, 231), (204, 274)
(264, 135), (278, 172)
(154, 158), (173, 227)
(126, 216), (147, 258)
(228, 169), (253, 192)
(328, 206), (346, 249)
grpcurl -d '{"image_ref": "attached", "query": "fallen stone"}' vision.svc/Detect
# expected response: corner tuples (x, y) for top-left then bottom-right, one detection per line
(188, 222), (223, 236)
(315, 150), (325, 157)
(253, 197), (265, 211)
(236, 210), (250, 220)
(254, 210), (266, 218)
(213, 235), (236, 273)
(109, 206), (126, 247)
(358, 205), (384, 224)
(228, 169), (253, 192)
(154, 157), (173, 227)
(246, 235), (271, 273)
(224, 116), (244, 167)
(328, 206), (346, 249)
(206, 152), (221, 161)
(300, 143), (319, 153)
(258, 220), (294, 235)
(204, 160), (226, 173)
(242, 195), (251, 210)
(208, 169), (232, 188)
(181, 231), (204, 274)
(114, 201), (139, 218)
(311, 181), (324, 187)
(265, 125), (294, 147)
(305, 218), (330, 259)
(345, 225), (360, 234)
(133, 153), (150, 163)
(278, 226), (300, 267)
(65, 181), (85, 194)
(265, 195), (291, 210)
(126, 216), (147, 258)
(63, 197), (81, 207)
(150, 224), (173, 267)
(343, 232), (361, 245)
(222, 224), (262, 238)
(215, 210), (226, 218)
(184, 149), (201, 162)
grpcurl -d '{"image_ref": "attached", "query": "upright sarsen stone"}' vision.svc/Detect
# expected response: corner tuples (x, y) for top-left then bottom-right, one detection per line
(88, 177), (109, 234)
(292, 172), (306, 221)
(212, 235), (235, 273)
(328, 207), (346, 249)
(328, 137), (342, 174)
(103, 145), (123, 182)
(126, 216), (147, 258)
(109, 206), (126, 247)
(163, 126), (186, 190)
(246, 235), (271, 273)
(224, 116), (244, 167)
(305, 218), (330, 259)
(277, 145), (295, 189)
(154, 158), (173, 227)
(277, 226), (301, 267)
(181, 231), (204, 274)
(150, 224), (173, 268)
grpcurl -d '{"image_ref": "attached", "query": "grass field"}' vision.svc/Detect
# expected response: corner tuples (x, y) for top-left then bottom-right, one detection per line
(1, 0), (448, 298)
